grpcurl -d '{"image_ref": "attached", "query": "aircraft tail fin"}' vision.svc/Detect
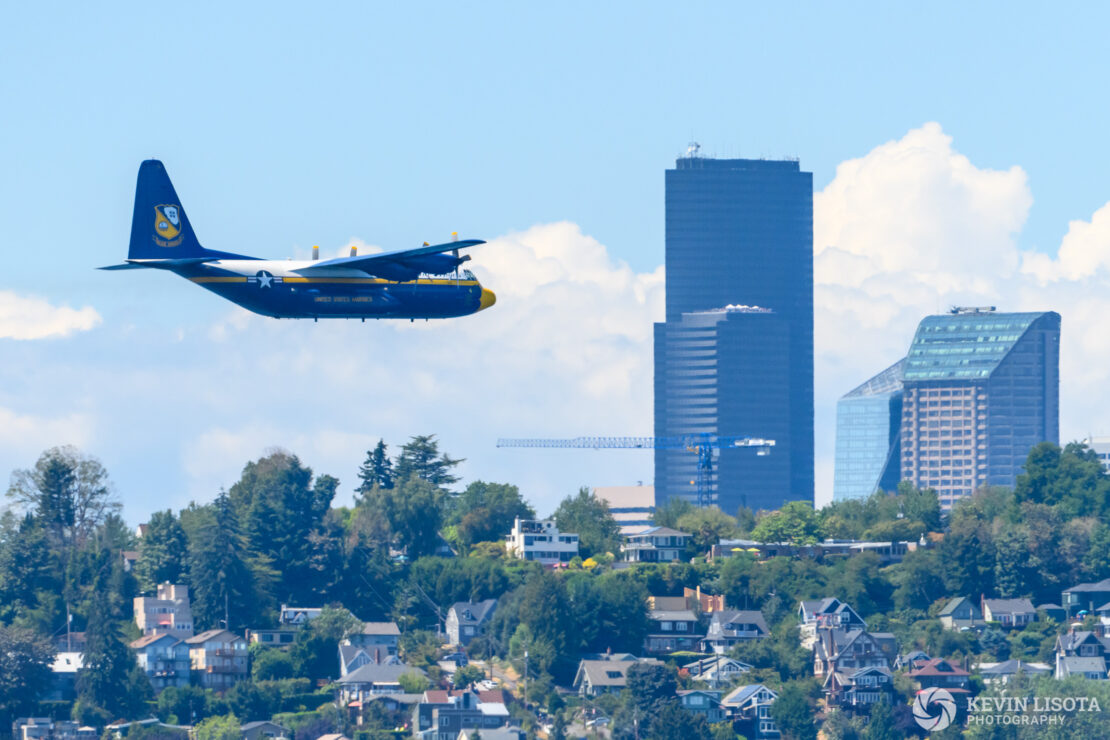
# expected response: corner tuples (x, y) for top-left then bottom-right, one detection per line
(128, 160), (205, 260)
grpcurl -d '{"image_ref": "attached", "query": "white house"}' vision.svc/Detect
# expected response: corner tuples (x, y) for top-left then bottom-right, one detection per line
(505, 518), (579, 566)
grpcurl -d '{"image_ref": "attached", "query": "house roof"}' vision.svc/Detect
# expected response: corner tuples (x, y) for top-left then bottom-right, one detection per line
(649, 596), (689, 611)
(184, 629), (237, 645)
(983, 598), (1035, 615)
(340, 645), (369, 665)
(908, 659), (969, 677)
(576, 660), (635, 687)
(240, 722), (289, 733)
(1064, 578), (1110, 593)
(938, 596), (976, 616)
(450, 599), (497, 626)
(631, 526), (690, 538)
(722, 684), (774, 706)
(336, 662), (425, 685)
(649, 609), (698, 622)
(800, 597), (839, 616)
(677, 690), (722, 700)
(1061, 656), (1108, 674)
(51, 652), (84, 673)
(682, 656), (752, 676)
(978, 660), (1051, 676)
(129, 633), (180, 650)
(360, 621), (401, 636)
(710, 610), (769, 635)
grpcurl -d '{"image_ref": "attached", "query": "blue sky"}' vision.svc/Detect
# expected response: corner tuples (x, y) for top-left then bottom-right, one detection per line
(3, 3), (1110, 519)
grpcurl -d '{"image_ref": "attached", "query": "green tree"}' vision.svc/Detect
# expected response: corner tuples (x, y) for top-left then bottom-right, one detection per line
(228, 451), (338, 605)
(134, 510), (189, 592)
(710, 722), (738, 740)
(0, 511), (59, 629)
(252, 648), (294, 680)
(450, 481), (535, 549)
(0, 625), (54, 727)
(357, 439), (395, 493)
(193, 714), (241, 740)
(551, 488), (621, 558)
(768, 680), (817, 740)
(1015, 441), (1110, 518)
(189, 491), (264, 631)
(676, 506), (739, 551)
(393, 435), (463, 487)
(652, 497), (695, 529)
(77, 549), (146, 721)
(367, 476), (448, 557)
(290, 606), (360, 682)
(626, 662), (678, 714)
(398, 672), (430, 694)
(751, 501), (821, 545)
(863, 700), (899, 740)
(154, 685), (216, 725)
(452, 664), (485, 689)
(6, 446), (120, 551)
(649, 701), (711, 740)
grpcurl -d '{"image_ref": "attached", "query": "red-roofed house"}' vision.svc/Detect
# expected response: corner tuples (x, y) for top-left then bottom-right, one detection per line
(907, 658), (971, 692)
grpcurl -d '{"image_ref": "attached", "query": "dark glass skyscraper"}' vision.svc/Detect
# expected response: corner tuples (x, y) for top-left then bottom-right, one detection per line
(654, 154), (814, 513)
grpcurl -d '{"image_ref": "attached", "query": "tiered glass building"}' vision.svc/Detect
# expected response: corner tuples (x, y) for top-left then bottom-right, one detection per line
(899, 308), (1060, 509)
(833, 359), (905, 502)
(654, 154), (814, 513)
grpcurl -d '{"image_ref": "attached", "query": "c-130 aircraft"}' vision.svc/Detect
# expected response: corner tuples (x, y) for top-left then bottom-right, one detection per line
(101, 160), (496, 320)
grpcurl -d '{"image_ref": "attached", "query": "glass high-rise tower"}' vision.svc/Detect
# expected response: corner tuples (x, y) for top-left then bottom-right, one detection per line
(899, 308), (1060, 509)
(833, 359), (905, 502)
(654, 154), (814, 513)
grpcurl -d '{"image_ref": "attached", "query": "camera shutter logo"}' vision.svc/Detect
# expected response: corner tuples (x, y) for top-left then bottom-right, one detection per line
(913, 687), (956, 732)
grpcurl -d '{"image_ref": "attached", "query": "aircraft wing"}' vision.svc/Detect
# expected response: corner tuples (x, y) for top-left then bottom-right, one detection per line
(303, 239), (485, 279)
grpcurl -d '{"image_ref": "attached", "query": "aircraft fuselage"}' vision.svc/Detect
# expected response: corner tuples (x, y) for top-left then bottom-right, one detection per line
(176, 260), (495, 319)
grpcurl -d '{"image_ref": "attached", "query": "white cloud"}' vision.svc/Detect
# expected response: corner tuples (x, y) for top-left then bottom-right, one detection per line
(812, 122), (1110, 506)
(0, 407), (93, 456)
(0, 291), (100, 339)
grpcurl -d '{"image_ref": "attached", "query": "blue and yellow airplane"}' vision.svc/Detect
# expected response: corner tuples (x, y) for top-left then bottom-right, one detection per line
(101, 160), (495, 320)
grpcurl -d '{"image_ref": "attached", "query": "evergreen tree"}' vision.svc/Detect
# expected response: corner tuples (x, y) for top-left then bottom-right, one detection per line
(0, 512), (59, 628)
(189, 491), (262, 631)
(372, 476), (448, 558)
(227, 452), (337, 605)
(135, 510), (189, 592)
(77, 549), (142, 721)
(769, 680), (818, 740)
(0, 625), (54, 728)
(393, 435), (463, 487)
(357, 439), (394, 493)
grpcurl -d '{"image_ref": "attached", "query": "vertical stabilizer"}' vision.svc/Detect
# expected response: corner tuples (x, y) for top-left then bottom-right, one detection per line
(128, 160), (205, 259)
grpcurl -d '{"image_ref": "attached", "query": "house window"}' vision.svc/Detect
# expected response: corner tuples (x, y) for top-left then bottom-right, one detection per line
(661, 622), (673, 631)
(676, 622), (688, 632)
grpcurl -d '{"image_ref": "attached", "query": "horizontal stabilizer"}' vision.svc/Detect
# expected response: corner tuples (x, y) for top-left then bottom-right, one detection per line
(98, 262), (149, 271)
(99, 257), (220, 271)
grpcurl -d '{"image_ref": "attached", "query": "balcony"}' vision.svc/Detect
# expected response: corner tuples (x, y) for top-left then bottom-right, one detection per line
(205, 664), (245, 674)
(209, 648), (242, 658)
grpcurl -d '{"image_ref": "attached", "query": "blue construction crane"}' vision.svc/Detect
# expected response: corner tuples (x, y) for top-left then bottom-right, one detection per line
(496, 434), (774, 508)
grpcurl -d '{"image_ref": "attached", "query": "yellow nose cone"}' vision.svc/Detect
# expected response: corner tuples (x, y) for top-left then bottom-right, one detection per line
(479, 288), (497, 311)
